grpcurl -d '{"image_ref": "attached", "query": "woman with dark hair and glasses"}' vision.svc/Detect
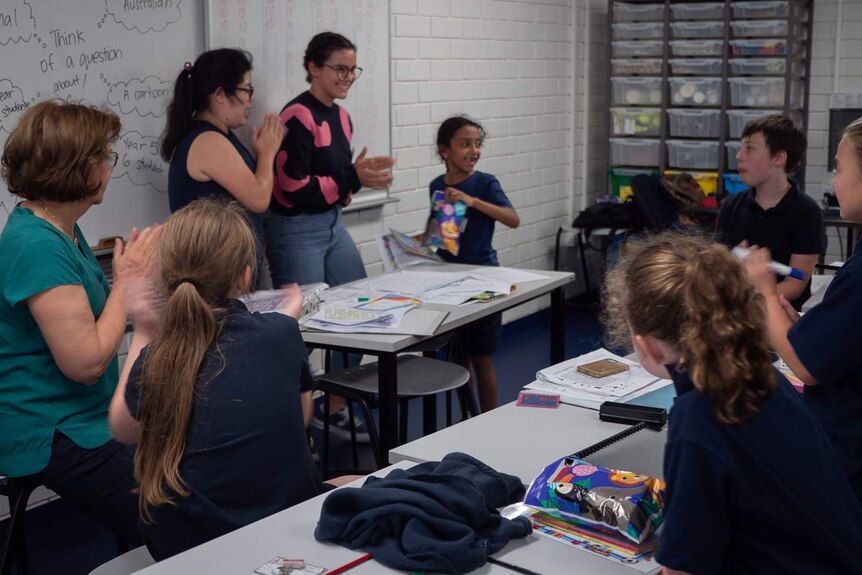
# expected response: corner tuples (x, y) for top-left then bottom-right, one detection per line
(161, 48), (285, 283)
(0, 100), (161, 546)
(267, 32), (394, 437)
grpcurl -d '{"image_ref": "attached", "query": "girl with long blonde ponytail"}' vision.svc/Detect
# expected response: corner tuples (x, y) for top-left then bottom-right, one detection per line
(108, 199), (347, 561)
(603, 232), (862, 574)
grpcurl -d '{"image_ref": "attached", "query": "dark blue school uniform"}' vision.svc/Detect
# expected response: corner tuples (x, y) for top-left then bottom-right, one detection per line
(716, 180), (825, 310)
(429, 171), (512, 267)
(125, 301), (323, 561)
(428, 171), (513, 355)
(789, 236), (862, 502)
(656, 366), (862, 574)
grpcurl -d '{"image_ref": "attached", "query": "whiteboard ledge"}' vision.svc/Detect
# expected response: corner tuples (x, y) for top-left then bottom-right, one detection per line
(343, 196), (399, 213)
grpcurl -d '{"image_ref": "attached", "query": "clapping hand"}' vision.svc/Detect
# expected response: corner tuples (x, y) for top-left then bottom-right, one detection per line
(277, 283), (304, 320)
(354, 147), (395, 189)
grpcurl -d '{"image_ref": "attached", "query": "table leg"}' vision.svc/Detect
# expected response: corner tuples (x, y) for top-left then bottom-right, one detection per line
(378, 352), (399, 463)
(551, 286), (565, 364)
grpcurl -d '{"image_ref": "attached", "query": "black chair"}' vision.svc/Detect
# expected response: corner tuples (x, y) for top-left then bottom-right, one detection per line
(315, 354), (478, 477)
(0, 475), (38, 575)
(0, 476), (129, 575)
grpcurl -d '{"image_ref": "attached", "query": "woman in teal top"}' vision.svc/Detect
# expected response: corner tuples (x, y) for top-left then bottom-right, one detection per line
(0, 100), (161, 544)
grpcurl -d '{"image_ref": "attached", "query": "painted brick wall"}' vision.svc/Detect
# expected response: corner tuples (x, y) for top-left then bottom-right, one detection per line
(340, 0), (586, 319)
(806, 0), (861, 261)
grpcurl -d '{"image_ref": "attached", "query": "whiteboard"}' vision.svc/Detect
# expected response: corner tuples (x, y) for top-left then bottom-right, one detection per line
(0, 0), (204, 241)
(205, 0), (391, 210)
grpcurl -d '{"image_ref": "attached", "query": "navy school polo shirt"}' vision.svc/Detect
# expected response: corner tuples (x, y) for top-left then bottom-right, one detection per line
(716, 181), (825, 309)
(789, 236), (862, 503)
(655, 366), (862, 574)
(125, 300), (322, 561)
(428, 171), (513, 266)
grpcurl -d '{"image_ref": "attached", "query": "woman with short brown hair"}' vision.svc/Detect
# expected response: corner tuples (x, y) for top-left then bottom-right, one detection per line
(0, 99), (161, 544)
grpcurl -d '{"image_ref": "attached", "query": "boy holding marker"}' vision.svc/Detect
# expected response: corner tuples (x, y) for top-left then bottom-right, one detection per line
(716, 114), (825, 310)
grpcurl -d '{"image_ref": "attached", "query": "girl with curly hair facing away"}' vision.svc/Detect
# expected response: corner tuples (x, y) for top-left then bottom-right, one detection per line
(603, 233), (862, 575)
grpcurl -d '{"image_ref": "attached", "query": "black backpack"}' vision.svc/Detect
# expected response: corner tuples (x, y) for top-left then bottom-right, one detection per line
(572, 201), (641, 238)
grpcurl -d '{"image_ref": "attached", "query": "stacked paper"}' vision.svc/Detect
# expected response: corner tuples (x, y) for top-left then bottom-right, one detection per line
(525, 349), (661, 410)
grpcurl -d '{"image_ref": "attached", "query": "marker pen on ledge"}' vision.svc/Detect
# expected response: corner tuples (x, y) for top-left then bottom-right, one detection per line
(732, 247), (807, 280)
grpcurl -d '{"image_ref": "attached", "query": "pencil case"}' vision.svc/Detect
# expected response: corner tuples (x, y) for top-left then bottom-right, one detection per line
(523, 456), (665, 544)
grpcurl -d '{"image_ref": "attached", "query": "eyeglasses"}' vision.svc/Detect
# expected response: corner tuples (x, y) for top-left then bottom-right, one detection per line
(107, 151), (118, 168)
(234, 86), (255, 100)
(323, 64), (363, 80)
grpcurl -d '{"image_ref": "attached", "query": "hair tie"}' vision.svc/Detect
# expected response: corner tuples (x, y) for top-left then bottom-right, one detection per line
(183, 61), (193, 79)
(174, 277), (200, 290)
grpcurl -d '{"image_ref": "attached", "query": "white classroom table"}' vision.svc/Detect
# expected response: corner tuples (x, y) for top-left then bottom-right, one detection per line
(390, 398), (667, 484)
(130, 460), (660, 575)
(301, 264), (575, 462)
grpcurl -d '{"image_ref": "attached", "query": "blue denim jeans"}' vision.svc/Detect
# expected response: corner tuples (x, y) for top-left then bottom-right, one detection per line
(265, 206), (367, 288)
(265, 206), (366, 370)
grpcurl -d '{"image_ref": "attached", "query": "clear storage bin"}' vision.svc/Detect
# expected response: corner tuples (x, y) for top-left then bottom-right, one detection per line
(670, 2), (724, 20)
(670, 39), (724, 57)
(732, 1), (789, 19)
(669, 77), (723, 106)
(731, 20), (788, 38)
(727, 109), (774, 138)
(668, 109), (722, 137)
(728, 58), (786, 75)
(612, 40), (664, 58)
(729, 77), (798, 107)
(726, 142), (742, 171)
(611, 77), (664, 106)
(612, 58), (663, 75)
(670, 21), (724, 39)
(612, 108), (662, 137)
(613, 22), (665, 40)
(667, 140), (720, 170)
(668, 58), (722, 75)
(729, 38), (787, 56)
(613, 2), (665, 22)
(610, 138), (661, 167)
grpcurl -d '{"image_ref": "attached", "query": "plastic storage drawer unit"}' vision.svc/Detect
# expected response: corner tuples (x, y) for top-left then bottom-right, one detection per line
(729, 38), (787, 56)
(728, 58), (787, 75)
(732, 1), (789, 19)
(612, 77), (663, 106)
(670, 21), (724, 39)
(726, 142), (742, 171)
(668, 109), (721, 138)
(669, 40), (724, 57)
(612, 58), (663, 75)
(731, 20), (788, 38)
(667, 140), (719, 170)
(728, 77), (790, 107)
(670, 2), (724, 20)
(669, 77), (723, 106)
(613, 22), (665, 40)
(612, 40), (664, 58)
(668, 58), (722, 75)
(613, 2), (665, 22)
(612, 108), (662, 137)
(610, 138), (661, 167)
(727, 109), (775, 138)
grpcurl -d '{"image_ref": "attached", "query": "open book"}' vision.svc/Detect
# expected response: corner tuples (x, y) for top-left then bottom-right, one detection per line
(377, 229), (443, 271)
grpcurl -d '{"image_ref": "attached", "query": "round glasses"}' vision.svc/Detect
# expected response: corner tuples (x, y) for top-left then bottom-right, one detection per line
(323, 64), (363, 80)
(107, 151), (118, 168)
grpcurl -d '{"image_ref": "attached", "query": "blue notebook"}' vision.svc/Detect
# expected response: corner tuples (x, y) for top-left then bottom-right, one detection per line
(624, 383), (676, 411)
